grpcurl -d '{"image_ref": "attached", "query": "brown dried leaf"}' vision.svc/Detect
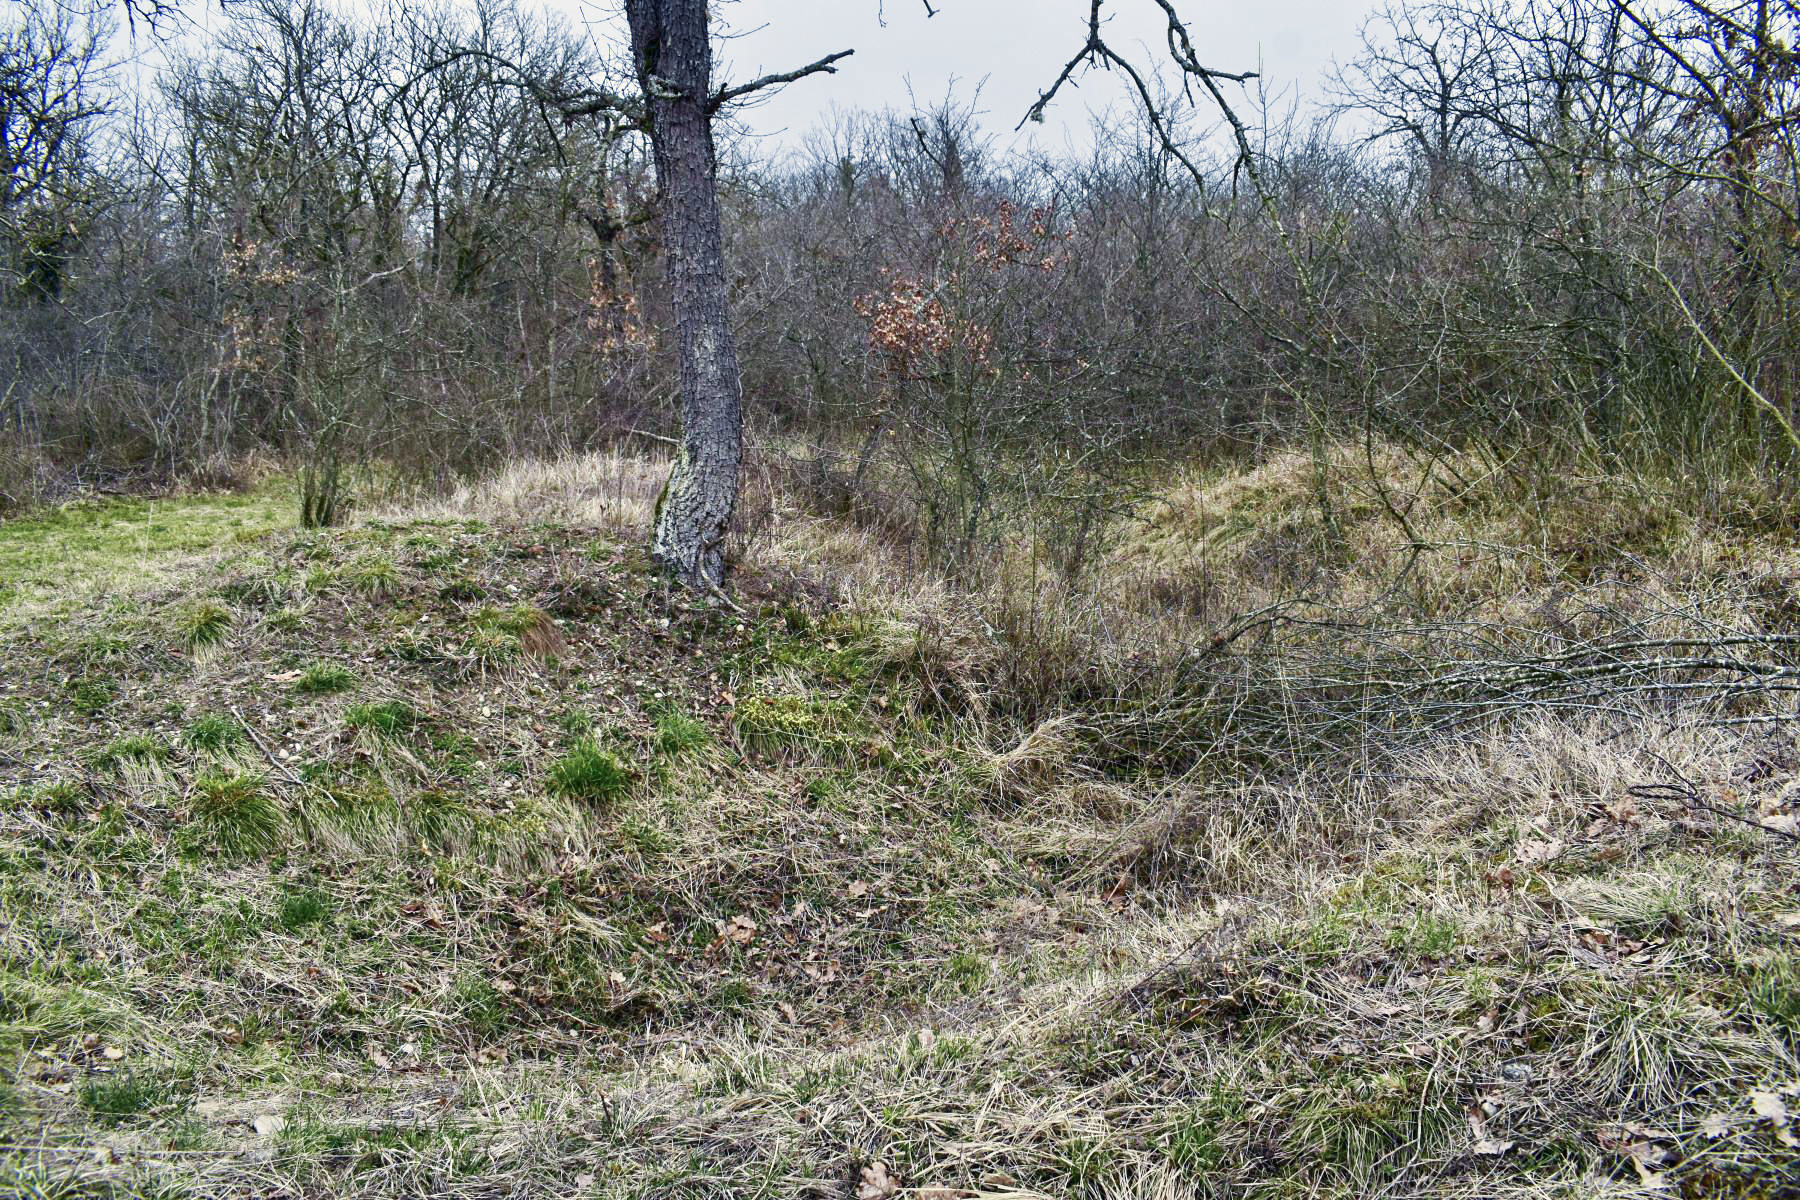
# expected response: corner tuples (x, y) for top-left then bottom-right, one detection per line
(858, 1162), (898, 1200)
(1516, 838), (1565, 866)
(1750, 1090), (1790, 1124)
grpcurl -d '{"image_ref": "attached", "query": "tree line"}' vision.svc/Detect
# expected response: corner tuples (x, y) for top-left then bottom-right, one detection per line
(2, 0), (1795, 580)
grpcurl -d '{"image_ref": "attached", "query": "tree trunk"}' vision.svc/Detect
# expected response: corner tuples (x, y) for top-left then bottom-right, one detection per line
(625, 0), (742, 589)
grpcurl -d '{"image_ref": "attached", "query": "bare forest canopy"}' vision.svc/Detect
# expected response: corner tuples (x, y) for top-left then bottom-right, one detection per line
(1, 0), (1797, 567)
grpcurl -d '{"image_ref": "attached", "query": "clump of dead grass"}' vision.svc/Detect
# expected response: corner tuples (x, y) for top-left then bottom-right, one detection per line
(381, 450), (668, 537)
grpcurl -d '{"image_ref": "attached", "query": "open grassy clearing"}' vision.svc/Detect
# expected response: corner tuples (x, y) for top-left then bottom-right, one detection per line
(0, 481), (294, 629)
(2, 451), (1799, 1199)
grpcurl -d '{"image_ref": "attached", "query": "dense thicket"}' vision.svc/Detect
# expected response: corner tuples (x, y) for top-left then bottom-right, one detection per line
(2, 0), (1796, 564)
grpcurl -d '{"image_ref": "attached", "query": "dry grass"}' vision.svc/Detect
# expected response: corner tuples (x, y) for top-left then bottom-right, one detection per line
(384, 450), (669, 537)
(4, 442), (1798, 1199)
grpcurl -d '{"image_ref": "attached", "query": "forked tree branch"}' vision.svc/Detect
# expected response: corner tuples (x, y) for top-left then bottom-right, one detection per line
(1023, 0), (1256, 129)
(417, 46), (854, 123)
(1026, 0), (1320, 318)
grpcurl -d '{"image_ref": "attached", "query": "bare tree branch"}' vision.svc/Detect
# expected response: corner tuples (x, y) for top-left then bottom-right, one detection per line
(877, 0), (938, 22)
(709, 49), (854, 112)
(1022, 0), (1256, 130)
(409, 47), (647, 125)
(1026, 0), (1318, 316)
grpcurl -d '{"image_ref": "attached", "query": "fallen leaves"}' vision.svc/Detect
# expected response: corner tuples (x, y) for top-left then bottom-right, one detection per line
(857, 1162), (898, 1199)
(1515, 837), (1565, 867)
(366, 1042), (420, 1071)
(1595, 1123), (1678, 1188)
(1749, 1089), (1789, 1122)
(1576, 924), (1660, 960)
(1468, 1105), (1514, 1156)
(1749, 1085), (1800, 1147)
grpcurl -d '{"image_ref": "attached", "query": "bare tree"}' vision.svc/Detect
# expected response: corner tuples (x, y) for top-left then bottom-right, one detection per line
(435, 2), (849, 587)
(621, 1), (742, 588)
(0, 5), (111, 302)
(1330, 1), (1504, 207)
(612, 2), (849, 588)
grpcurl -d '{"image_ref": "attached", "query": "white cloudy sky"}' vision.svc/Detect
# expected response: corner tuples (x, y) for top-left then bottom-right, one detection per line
(591, 0), (1373, 155)
(148, 0), (1376, 158)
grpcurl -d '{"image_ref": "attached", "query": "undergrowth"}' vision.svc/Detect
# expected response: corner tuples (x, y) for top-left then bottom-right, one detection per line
(1, 447), (1797, 1199)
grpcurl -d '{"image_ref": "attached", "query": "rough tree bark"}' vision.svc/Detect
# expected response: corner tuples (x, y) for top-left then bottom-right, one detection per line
(433, 10), (846, 587)
(624, 0), (741, 589)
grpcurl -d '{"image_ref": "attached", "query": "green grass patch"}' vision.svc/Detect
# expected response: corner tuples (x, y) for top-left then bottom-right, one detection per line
(452, 974), (510, 1039)
(732, 691), (863, 763)
(618, 815), (675, 855)
(654, 710), (710, 755)
(295, 662), (357, 695)
(1287, 1064), (1457, 1179)
(89, 734), (167, 772)
(546, 740), (631, 805)
(183, 713), (245, 752)
(78, 1072), (175, 1125)
(0, 485), (290, 625)
(176, 599), (233, 647)
(1385, 911), (1463, 960)
(346, 554), (401, 597)
(438, 578), (484, 602)
(5, 781), (85, 815)
(186, 774), (283, 858)
(267, 603), (309, 633)
(410, 789), (475, 845)
(345, 700), (421, 737)
(277, 887), (332, 930)
(472, 603), (546, 637)
(66, 677), (116, 717)
(215, 565), (290, 609)
(1158, 1097), (1235, 1175)
(556, 708), (595, 737)
(1744, 955), (1800, 1032)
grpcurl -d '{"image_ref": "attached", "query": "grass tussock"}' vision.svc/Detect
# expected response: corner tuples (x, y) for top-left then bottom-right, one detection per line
(545, 740), (631, 805)
(2, 443), (1797, 1199)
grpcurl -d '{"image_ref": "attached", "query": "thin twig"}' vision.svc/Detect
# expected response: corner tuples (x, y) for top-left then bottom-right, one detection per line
(231, 706), (309, 790)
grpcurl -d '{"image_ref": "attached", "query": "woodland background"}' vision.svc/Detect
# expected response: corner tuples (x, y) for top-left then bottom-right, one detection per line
(3, 0), (1795, 568)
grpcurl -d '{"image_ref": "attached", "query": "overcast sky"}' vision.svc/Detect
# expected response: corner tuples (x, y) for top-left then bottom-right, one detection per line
(157, 0), (1377, 161)
(698, 0), (1374, 157)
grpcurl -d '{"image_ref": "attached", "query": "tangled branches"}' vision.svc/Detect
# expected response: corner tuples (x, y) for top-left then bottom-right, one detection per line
(1102, 589), (1800, 770)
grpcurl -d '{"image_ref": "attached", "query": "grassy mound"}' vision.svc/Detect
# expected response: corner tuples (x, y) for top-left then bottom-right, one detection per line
(2, 456), (1798, 1199)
